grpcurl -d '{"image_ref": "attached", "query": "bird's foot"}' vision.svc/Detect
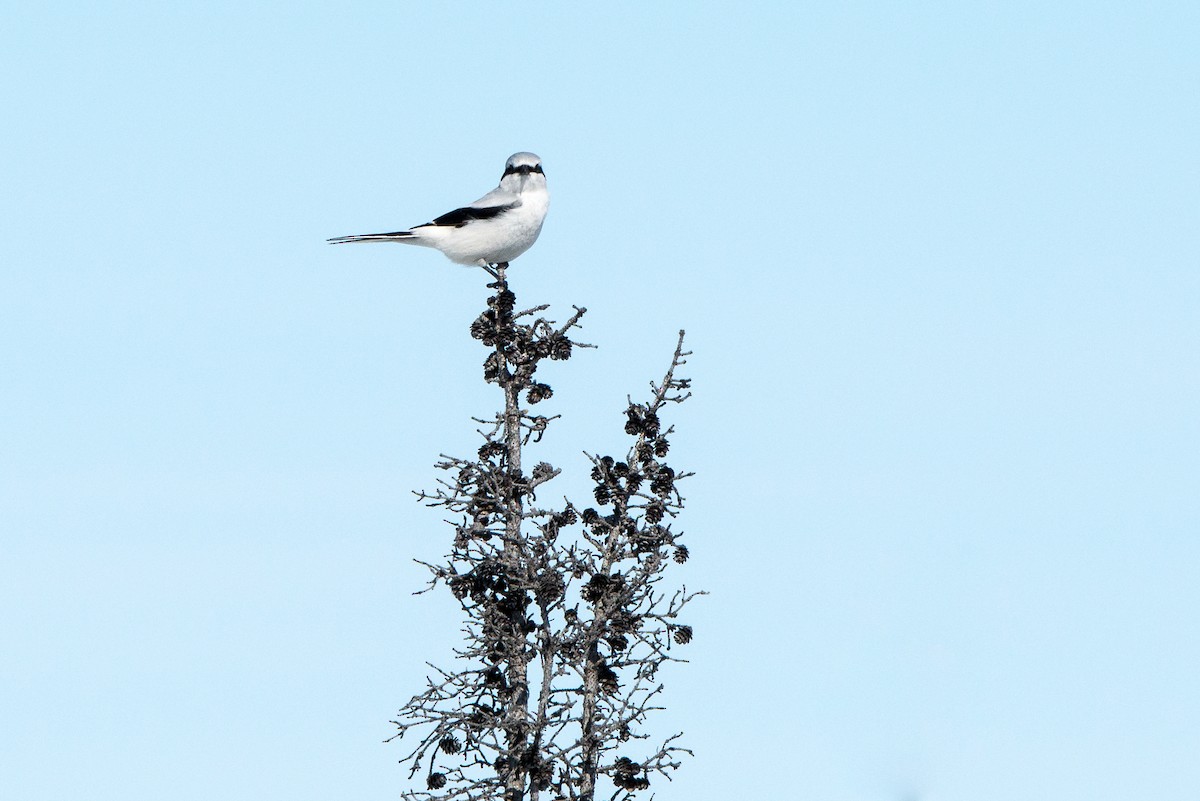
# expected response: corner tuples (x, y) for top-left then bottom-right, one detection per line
(483, 262), (508, 284)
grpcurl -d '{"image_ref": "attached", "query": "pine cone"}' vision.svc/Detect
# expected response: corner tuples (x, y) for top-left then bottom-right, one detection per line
(610, 611), (641, 633)
(536, 573), (564, 602)
(641, 412), (660, 437)
(483, 352), (501, 383)
(491, 288), (516, 315)
(526, 382), (553, 404)
(581, 573), (611, 603)
(477, 441), (505, 460)
(650, 469), (674, 497)
(597, 663), (619, 694)
(470, 309), (497, 340)
(606, 633), (629, 652)
(550, 336), (573, 360)
(624, 404), (644, 435)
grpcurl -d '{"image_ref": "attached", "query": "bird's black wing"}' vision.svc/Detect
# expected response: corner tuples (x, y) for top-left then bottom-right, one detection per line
(426, 203), (515, 228)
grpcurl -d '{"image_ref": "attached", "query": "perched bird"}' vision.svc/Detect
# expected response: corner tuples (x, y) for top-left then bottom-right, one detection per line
(328, 152), (549, 270)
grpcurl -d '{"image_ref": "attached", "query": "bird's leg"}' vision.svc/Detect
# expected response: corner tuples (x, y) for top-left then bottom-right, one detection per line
(482, 263), (501, 280)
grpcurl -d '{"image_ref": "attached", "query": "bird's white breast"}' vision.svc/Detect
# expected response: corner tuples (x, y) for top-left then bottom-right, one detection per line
(438, 186), (549, 266)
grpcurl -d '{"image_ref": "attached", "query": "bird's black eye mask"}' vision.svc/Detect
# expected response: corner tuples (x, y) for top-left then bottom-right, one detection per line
(503, 163), (544, 177)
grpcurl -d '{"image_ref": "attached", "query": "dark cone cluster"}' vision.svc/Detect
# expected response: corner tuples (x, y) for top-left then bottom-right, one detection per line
(549, 335), (573, 360)
(526, 382), (553, 404)
(470, 279), (579, 392)
(606, 632), (629, 652)
(535, 571), (565, 603)
(623, 404), (660, 438)
(581, 571), (626, 605)
(597, 662), (620, 694)
(612, 757), (650, 792)
(649, 465), (675, 498)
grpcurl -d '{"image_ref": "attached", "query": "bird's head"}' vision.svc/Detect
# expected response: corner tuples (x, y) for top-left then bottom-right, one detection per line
(501, 152), (546, 191)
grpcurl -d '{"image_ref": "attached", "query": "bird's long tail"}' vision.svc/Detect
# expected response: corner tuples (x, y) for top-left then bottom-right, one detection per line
(327, 231), (417, 244)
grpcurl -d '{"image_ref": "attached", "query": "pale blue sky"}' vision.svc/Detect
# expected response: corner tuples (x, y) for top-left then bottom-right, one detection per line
(3, 3), (1198, 800)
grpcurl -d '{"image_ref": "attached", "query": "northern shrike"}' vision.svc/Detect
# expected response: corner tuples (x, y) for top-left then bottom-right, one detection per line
(328, 152), (549, 269)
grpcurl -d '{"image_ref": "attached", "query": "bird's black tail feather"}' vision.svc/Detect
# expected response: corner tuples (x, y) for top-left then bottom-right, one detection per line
(326, 231), (415, 244)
